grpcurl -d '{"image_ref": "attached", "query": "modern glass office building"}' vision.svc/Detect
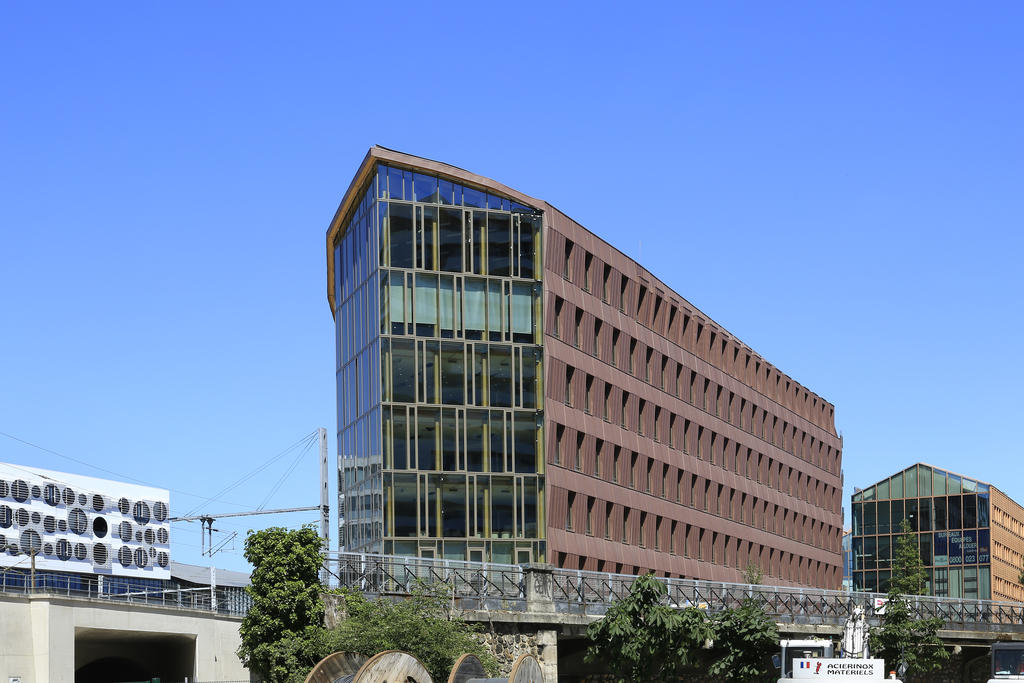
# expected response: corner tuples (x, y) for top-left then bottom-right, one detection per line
(851, 463), (1024, 601)
(329, 147), (845, 585)
(331, 155), (545, 564)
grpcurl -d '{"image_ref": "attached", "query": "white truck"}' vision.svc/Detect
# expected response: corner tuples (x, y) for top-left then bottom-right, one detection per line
(775, 639), (902, 682)
(989, 642), (1024, 681)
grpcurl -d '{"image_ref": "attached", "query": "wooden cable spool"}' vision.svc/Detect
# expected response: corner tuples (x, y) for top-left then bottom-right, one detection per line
(447, 653), (543, 683)
(304, 650), (433, 683)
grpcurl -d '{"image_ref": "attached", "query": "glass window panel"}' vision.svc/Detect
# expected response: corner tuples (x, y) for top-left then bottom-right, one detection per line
(978, 528), (990, 564)
(891, 500), (904, 532)
(473, 344), (488, 405)
(465, 278), (486, 340)
(514, 414), (537, 474)
(948, 567), (962, 598)
(904, 467), (917, 497)
(947, 495), (962, 529)
(491, 476), (515, 538)
(417, 408), (440, 470)
(917, 497), (931, 531)
(487, 212), (511, 276)
(863, 501), (877, 535)
(933, 567), (948, 595)
(439, 208), (463, 272)
(440, 342), (465, 405)
(421, 206), (438, 271)
(389, 203), (413, 268)
(933, 496), (947, 531)
(393, 473), (417, 537)
(933, 470), (947, 496)
(919, 533), (932, 566)
(440, 475), (466, 537)
(523, 478), (538, 537)
(472, 211), (487, 275)
(415, 274), (438, 336)
(389, 271), (406, 334)
(511, 283), (533, 342)
(490, 410), (505, 473)
(421, 341), (439, 404)
(864, 535), (877, 571)
(439, 179), (459, 206)
(386, 167), (405, 200)
(852, 502), (863, 535)
(377, 165), (388, 200)
(852, 536), (864, 570)
(980, 566), (990, 600)
(878, 500), (891, 535)
(391, 338), (416, 403)
(948, 530), (963, 566)
(877, 534), (891, 568)
(890, 473), (903, 499)
(905, 498), (918, 531)
(487, 280), (503, 341)
(490, 345), (512, 408)
(463, 185), (485, 208)
(521, 347), (539, 410)
(414, 173), (437, 202)
(862, 485), (875, 501)
(977, 494), (990, 528)
(877, 479), (889, 500)
(439, 276), (455, 338)
(963, 494), (977, 528)
(963, 529), (979, 564)
(519, 215), (539, 280)
(390, 408), (408, 470)
(918, 465), (931, 496)
(466, 411), (487, 472)
(948, 474), (962, 494)
(963, 477), (977, 493)
(442, 409), (458, 471)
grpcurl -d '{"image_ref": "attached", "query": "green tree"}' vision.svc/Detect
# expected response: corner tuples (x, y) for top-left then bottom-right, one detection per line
(238, 526), (328, 683)
(585, 574), (714, 682)
(327, 583), (497, 682)
(869, 518), (949, 678)
(705, 598), (778, 681)
(742, 562), (764, 586)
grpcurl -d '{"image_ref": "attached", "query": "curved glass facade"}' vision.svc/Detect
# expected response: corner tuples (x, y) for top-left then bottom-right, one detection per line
(335, 163), (546, 563)
(851, 463), (991, 598)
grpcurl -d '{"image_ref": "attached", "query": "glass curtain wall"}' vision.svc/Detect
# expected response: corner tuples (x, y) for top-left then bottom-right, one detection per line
(335, 179), (384, 553)
(851, 464), (991, 598)
(336, 163), (545, 563)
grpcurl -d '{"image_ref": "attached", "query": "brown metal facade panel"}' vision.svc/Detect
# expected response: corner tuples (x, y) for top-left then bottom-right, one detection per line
(542, 208), (843, 589)
(990, 487), (1024, 602)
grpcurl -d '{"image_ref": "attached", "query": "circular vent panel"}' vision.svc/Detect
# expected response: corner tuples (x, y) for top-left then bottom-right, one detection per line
(20, 529), (41, 554)
(12, 480), (29, 503)
(0, 480), (8, 498)
(15, 509), (29, 526)
(134, 548), (148, 568)
(44, 484), (60, 506)
(43, 516), (56, 533)
(118, 497), (130, 515)
(118, 521), (132, 542)
(68, 508), (88, 534)
(157, 528), (169, 544)
(0, 506), (10, 529)
(144, 528), (155, 544)
(92, 494), (105, 512)
(157, 551), (169, 568)
(153, 501), (168, 522)
(118, 546), (132, 567)
(63, 488), (76, 505)
(56, 539), (71, 561)
(133, 501), (151, 525)
(93, 543), (108, 565)
(74, 543), (87, 560)
(30, 485), (41, 499)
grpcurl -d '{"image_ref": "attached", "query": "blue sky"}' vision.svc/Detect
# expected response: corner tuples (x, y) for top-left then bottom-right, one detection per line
(2, 3), (1021, 573)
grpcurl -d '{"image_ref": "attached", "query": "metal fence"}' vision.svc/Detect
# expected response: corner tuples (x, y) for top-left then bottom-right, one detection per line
(0, 569), (251, 616)
(331, 551), (1024, 632)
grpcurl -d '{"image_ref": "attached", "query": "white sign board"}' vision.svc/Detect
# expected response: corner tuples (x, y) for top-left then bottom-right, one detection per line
(792, 658), (889, 679)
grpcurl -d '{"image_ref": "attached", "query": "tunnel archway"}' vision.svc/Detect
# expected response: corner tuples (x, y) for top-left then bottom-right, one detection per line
(75, 628), (195, 683)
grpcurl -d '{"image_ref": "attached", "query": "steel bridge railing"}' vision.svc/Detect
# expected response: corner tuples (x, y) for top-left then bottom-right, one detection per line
(330, 552), (1024, 632)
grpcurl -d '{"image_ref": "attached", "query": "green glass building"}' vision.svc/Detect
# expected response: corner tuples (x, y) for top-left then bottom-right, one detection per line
(851, 463), (993, 598)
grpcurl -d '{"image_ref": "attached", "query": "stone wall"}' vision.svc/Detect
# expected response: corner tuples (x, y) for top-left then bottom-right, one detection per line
(476, 626), (557, 681)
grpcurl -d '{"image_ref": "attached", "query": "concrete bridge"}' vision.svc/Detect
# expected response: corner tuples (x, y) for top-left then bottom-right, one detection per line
(0, 585), (249, 683)
(5, 552), (1024, 682)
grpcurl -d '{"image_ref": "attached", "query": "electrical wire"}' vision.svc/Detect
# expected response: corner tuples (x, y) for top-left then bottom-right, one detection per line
(256, 434), (316, 510)
(182, 430), (318, 517)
